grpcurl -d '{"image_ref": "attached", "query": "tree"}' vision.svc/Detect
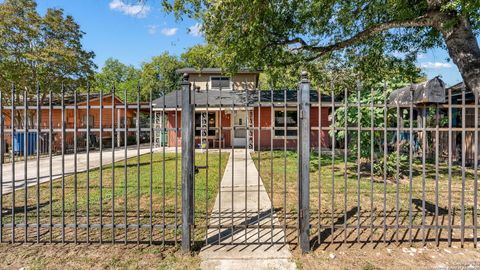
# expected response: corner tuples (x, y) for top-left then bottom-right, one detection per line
(94, 58), (140, 101)
(140, 53), (183, 98)
(0, 0), (95, 127)
(180, 44), (220, 69)
(332, 66), (425, 177)
(163, 0), (480, 96)
(0, 0), (95, 93)
(258, 54), (422, 91)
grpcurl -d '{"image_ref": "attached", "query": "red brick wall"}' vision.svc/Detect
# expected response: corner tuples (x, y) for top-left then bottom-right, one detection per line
(1, 96), (137, 151)
(252, 106), (331, 150)
(164, 107), (331, 149)
(166, 110), (233, 148)
(219, 111), (232, 147)
(167, 111), (181, 147)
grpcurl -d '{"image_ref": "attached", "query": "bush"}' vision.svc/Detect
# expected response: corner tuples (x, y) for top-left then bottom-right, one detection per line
(127, 135), (137, 146)
(373, 153), (408, 178)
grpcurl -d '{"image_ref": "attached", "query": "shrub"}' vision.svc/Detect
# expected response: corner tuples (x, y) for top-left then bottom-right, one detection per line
(373, 153), (408, 178)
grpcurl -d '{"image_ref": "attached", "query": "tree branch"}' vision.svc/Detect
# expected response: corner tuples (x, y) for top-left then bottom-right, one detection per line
(279, 13), (437, 63)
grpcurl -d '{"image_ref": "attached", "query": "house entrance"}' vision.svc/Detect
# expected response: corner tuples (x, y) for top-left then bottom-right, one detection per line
(232, 110), (247, 147)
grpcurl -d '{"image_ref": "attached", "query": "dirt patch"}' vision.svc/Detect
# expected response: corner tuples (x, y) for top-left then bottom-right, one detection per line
(0, 244), (200, 270)
(1, 242), (479, 269)
(294, 243), (480, 270)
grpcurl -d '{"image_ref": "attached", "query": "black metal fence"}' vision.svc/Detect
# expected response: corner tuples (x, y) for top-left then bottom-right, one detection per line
(0, 73), (478, 253)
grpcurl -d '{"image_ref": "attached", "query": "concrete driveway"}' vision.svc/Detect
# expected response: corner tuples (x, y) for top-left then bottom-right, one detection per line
(0, 145), (156, 194)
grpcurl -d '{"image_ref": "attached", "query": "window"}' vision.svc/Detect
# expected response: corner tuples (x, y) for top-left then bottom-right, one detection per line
(82, 114), (94, 128)
(119, 117), (131, 128)
(195, 112), (216, 136)
(210, 76), (231, 89)
(274, 110), (297, 137)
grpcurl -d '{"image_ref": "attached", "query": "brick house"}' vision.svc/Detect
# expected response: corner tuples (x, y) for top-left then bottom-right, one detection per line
(1, 94), (140, 154)
(152, 68), (331, 150)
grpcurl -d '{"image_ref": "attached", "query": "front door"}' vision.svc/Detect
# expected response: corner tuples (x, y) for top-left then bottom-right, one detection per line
(232, 110), (247, 147)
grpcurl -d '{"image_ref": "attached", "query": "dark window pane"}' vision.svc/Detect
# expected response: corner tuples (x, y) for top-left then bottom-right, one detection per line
(195, 112), (216, 136)
(274, 110), (297, 137)
(211, 77), (231, 89)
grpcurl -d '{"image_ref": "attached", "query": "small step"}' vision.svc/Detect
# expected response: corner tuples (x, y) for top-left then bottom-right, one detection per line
(200, 258), (296, 270)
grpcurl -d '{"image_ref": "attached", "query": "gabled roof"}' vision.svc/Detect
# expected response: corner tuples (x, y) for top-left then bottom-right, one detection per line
(449, 82), (466, 93)
(152, 90), (332, 109)
(75, 93), (123, 105)
(447, 82), (476, 102)
(8, 93), (132, 107)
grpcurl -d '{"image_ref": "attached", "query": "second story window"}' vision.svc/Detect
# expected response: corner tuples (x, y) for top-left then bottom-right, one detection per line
(210, 76), (231, 90)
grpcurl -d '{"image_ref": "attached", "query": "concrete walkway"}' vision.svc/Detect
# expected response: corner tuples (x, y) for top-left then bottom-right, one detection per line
(0, 146), (155, 194)
(199, 149), (295, 270)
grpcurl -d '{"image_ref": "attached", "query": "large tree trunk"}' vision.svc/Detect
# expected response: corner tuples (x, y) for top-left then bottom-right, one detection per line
(439, 16), (480, 97)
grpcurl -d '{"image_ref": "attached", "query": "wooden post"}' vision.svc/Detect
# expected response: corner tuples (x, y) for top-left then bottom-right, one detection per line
(298, 71), (311, 252)
(181, 73), (194, 253)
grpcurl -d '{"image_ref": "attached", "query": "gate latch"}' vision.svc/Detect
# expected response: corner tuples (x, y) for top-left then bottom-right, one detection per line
(194, 165), (208, 174)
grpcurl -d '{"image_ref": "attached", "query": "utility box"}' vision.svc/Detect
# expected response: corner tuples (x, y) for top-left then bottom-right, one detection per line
(13, 132), (37, 156)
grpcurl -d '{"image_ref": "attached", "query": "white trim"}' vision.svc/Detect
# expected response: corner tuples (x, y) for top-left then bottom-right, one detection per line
(230, 109), (248, 147)
(194, 111), (217, 140)
(152, 107), (251, 112)
(209, 75), (232, 90)
(272, 108), (298, 139)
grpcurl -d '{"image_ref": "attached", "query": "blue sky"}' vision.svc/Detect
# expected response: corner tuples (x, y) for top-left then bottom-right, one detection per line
(33, 0), (473, 86)
(36, 0), (204, 69)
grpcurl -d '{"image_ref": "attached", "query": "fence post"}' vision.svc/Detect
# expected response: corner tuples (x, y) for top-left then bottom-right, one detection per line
(181, 73), (194, 253)
(1, 88), (3, 164)
(1, 113), (3, 165)
(298, 71), (311, 252)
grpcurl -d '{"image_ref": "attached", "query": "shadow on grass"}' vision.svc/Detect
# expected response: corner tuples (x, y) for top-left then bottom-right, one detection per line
(412, 198), (448, 215)
(310, 207), (358, 250)
(1, 201), (51, 216)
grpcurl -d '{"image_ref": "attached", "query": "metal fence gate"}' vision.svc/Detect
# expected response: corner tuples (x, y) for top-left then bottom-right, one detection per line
(0, 73), (479, 253)
(179, 72), (311, 252)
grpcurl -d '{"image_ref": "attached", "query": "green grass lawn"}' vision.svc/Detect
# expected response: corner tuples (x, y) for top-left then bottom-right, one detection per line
(1, 152), (229, 244)
(0, 244), (200, 270)
(252, 150), (479, 245)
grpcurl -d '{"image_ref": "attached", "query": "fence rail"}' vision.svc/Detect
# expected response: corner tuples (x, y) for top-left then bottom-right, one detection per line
(0, 74), (478, 252)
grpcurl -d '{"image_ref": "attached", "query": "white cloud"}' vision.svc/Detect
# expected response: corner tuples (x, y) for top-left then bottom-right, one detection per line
(109, 0), (150, 18)
(147, 25), (159, 34)
(188, 23), (203, 37)
(417, 53), (427, 59)
(160, 27), (178, 36)
(418, 62), (453, 69)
